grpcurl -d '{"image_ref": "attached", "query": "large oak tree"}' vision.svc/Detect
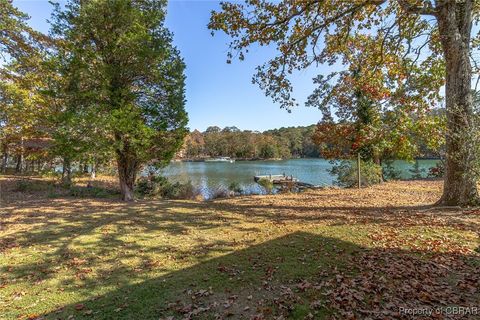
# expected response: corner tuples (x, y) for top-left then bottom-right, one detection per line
(210, 0), (480, 206)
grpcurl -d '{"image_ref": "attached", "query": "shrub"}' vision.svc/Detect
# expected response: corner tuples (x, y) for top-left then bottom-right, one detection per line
(71, 171), (88, 179)
(409, 160), (426, 179)
(136, 175), (169, 196)
(40, 170), (61, 179)
(382, 160), (402, 181)
(13, 179), (54, 192)
(136, 176), (200, 199)
(165, 181), (200, 199)
(330, 160), (382, 188)
(228, 181), (243, 195)
(68, 186), (116, 198)
(13, 179), (30, 192)
(13, 180), (30, 192)
(209, 186), (230, 199)
(47, 190), (61, 198)
(257, 177), (274, 194)
(428, 161), (445, 178)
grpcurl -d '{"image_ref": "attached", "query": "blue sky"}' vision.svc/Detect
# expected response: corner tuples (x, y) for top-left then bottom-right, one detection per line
(12, 0), (325, 132)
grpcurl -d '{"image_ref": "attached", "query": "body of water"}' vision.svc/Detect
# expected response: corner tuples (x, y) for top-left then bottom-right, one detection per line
(159, 159), (439, 198)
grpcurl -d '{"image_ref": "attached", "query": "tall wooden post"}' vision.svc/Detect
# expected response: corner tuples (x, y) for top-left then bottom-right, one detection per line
(357, 153), (361, 189)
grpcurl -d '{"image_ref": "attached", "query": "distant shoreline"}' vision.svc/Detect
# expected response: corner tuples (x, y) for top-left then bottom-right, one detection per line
(173, 157), (286, 162)
(173, 157), (442, 163)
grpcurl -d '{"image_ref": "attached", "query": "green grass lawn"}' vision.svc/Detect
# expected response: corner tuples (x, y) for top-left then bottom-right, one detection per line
(0, 177), (479, 319)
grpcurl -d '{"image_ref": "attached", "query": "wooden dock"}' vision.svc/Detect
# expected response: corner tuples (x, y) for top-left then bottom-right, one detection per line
(254, 174), (298, 184)
(254, 174), (317, 190)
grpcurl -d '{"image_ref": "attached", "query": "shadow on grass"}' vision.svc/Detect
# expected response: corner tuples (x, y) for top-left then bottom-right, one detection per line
(25, 231), (478, 320)
(0, 175), (120, 204)
(1, 194), (478, 290)
(1, 184), (479, 319)
(208, 199), (480, 234)
(3, 193), (475, 270)
(1, 199), (244, 283)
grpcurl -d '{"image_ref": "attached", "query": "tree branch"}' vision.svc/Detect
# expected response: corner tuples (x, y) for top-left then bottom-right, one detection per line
(397, 0), (437, 16)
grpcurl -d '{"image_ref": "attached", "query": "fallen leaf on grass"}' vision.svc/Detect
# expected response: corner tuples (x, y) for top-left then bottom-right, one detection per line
(74, 304), (84, 311)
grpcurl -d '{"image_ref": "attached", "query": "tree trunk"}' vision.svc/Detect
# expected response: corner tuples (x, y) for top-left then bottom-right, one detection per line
(116, 148), (138, 202)
(437, 0), (479, 206)
(91, 161), (97, 179)
(18, 137), (24, 173)
(62, 157), (72, 185)
(1, 149), (8, 174)
(15, 154), (23, 173)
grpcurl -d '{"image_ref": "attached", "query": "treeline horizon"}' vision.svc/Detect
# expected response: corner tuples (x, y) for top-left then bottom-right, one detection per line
(177, 125), (320, 160)
(177, 124), (442, 161)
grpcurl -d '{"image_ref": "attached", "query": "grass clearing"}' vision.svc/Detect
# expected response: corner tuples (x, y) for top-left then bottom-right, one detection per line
(0, 177), (479, 319)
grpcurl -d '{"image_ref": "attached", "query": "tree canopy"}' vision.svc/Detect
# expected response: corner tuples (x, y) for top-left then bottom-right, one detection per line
(48, 0), (188, 200)
(0, 0), (40, 60)
(178, 125), (318, 160)
(210, 0), (480, 206)
(0, 0), (52, 173)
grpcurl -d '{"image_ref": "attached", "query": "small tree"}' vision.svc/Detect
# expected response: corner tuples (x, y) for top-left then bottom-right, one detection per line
(257, 177), (274, 194)
(51, 0), (188, 201)
(383, 160), (402, 181)
(330, 160), (383, 188)
(409, 160), (426, 179)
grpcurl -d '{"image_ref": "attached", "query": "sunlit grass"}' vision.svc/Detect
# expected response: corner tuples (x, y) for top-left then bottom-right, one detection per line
(0, 177), (478, 319)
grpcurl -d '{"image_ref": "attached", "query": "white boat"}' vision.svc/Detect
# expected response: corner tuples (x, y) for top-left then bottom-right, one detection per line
(205, 157), (235, 163)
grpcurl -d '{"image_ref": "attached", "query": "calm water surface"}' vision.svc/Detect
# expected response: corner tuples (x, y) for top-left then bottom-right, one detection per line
(159, 159), (439, 198)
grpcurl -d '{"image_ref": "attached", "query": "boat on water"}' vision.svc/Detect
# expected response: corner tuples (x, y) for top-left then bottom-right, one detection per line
(205, 157), (235, 163)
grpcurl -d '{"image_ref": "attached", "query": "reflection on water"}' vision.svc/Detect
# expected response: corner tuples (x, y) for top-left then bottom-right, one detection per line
(158, 159), (439, 199)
